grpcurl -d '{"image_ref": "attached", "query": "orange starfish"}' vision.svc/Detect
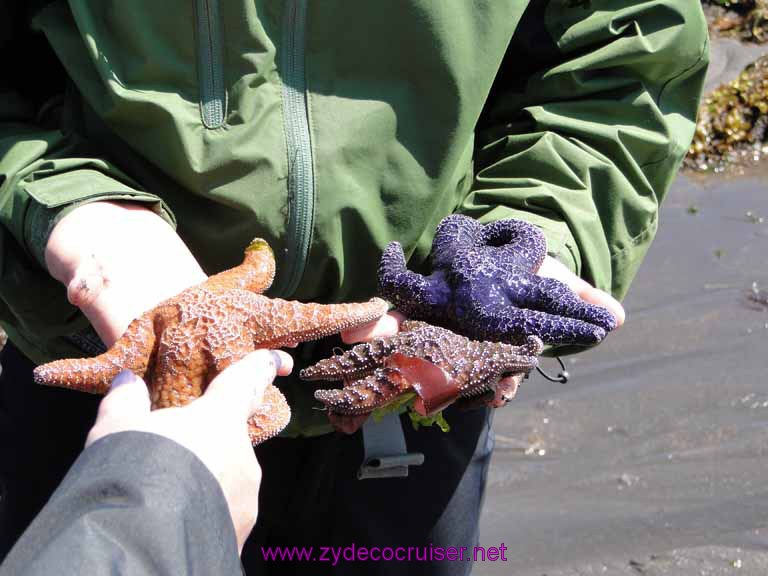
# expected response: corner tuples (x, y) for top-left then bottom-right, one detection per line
(34, 239), (388, 444)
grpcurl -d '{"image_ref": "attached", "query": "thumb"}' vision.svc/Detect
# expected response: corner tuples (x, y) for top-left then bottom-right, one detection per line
(87, 370), (151, 447)
(203, 350), (292, 422)
(96, 370), (151, 421)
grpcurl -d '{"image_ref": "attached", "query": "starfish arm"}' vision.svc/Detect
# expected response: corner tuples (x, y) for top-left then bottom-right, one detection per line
(248, 295), (389, 348)
(520, 334), (546, 358)
(203, 238), (276, 294)
(398, 319), (433, 332)
(314, 367), (408, 415)
(377, 242), (451, 320)
(442, 339), (540, 399)
(248, 385), (291, 444)
(300, 339), (396, 382)
(474, 337), (543, 378)
(430, 214), (482, 269)
(509, 275), (617, 331)
(469, 301), (607, 346)
(33, 315), (155, 394)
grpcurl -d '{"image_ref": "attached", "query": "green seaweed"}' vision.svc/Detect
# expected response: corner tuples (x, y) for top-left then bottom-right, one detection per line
(408, 410), (451, 433)
(370, 391), (451, 433)
(371, 391), (417, 423)
(685, 55), (768, 171)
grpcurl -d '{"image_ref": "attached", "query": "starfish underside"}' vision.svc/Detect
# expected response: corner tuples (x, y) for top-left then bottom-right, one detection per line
(301, 320), (543, 428)
(378, 215), (617, 346)
(34, 239), (387, 444)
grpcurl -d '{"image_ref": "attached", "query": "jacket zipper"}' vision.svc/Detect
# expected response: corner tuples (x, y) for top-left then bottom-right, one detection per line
(195, 0), (225, 128)
(275, 0), (315, 298)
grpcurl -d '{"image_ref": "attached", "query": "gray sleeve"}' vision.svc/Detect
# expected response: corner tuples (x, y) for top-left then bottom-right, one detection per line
(0, 431), (242, 575)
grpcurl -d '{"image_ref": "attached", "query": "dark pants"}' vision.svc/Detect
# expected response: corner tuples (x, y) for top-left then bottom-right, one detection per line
(0, 343), (101, 555)
(0, 343), (493, 575)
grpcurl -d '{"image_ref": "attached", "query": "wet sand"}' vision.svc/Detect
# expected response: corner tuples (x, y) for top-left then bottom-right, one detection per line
(476, 171), (768, 575)
(704, 37), (768, 93)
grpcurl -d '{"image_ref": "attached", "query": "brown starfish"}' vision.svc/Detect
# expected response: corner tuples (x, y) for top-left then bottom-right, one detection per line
(34, 239), (388, 444)
(301, 320), (543, 431)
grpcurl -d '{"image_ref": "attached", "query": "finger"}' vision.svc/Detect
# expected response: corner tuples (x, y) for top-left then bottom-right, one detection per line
(273, 350), (293, 376)
(536, 256), (589, 292)
(203, 350), (283, 421)
(96, 370), (151, 422)
(341, 311), (405, 343)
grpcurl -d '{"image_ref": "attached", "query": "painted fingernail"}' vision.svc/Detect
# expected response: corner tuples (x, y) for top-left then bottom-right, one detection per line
(111, 370), (136, 390)
(270, 351), (282, 372)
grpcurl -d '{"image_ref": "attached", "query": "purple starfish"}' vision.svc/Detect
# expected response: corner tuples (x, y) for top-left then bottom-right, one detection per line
(378, 215), (617, 346)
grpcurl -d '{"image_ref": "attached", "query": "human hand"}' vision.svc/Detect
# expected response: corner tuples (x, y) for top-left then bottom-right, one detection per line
(340, 310), (405, 343)
(45, 202), (207, 347)
(86, 349), (294, 553)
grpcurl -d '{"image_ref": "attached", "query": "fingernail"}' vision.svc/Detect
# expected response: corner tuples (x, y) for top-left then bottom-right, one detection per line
(270, 351), (282, 373)
(111, 370), (136, 390)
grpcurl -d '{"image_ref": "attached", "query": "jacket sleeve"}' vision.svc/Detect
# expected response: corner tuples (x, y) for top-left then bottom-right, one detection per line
(460, 0), (708, 299)
(0, 431), (242, 576)
(0, 2), (175, 361)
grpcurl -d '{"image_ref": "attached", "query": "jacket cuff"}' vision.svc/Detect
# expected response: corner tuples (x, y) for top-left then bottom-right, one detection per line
(21, 169), (177, 268)
(4, 430), (242, 573)
(472, 207), (582, 276)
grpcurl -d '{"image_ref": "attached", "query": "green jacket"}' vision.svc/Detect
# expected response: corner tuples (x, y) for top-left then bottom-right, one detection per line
(1, 0), (707, 435)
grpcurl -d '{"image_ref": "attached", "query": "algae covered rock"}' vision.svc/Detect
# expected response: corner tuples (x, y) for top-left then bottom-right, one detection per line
(686, 55), (768, 171)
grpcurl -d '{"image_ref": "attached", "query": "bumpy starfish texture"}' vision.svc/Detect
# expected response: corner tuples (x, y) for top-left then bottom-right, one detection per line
(302, 320), (542, 422)
(378, 214), (617, 345)
(34, 239), (388, 444)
